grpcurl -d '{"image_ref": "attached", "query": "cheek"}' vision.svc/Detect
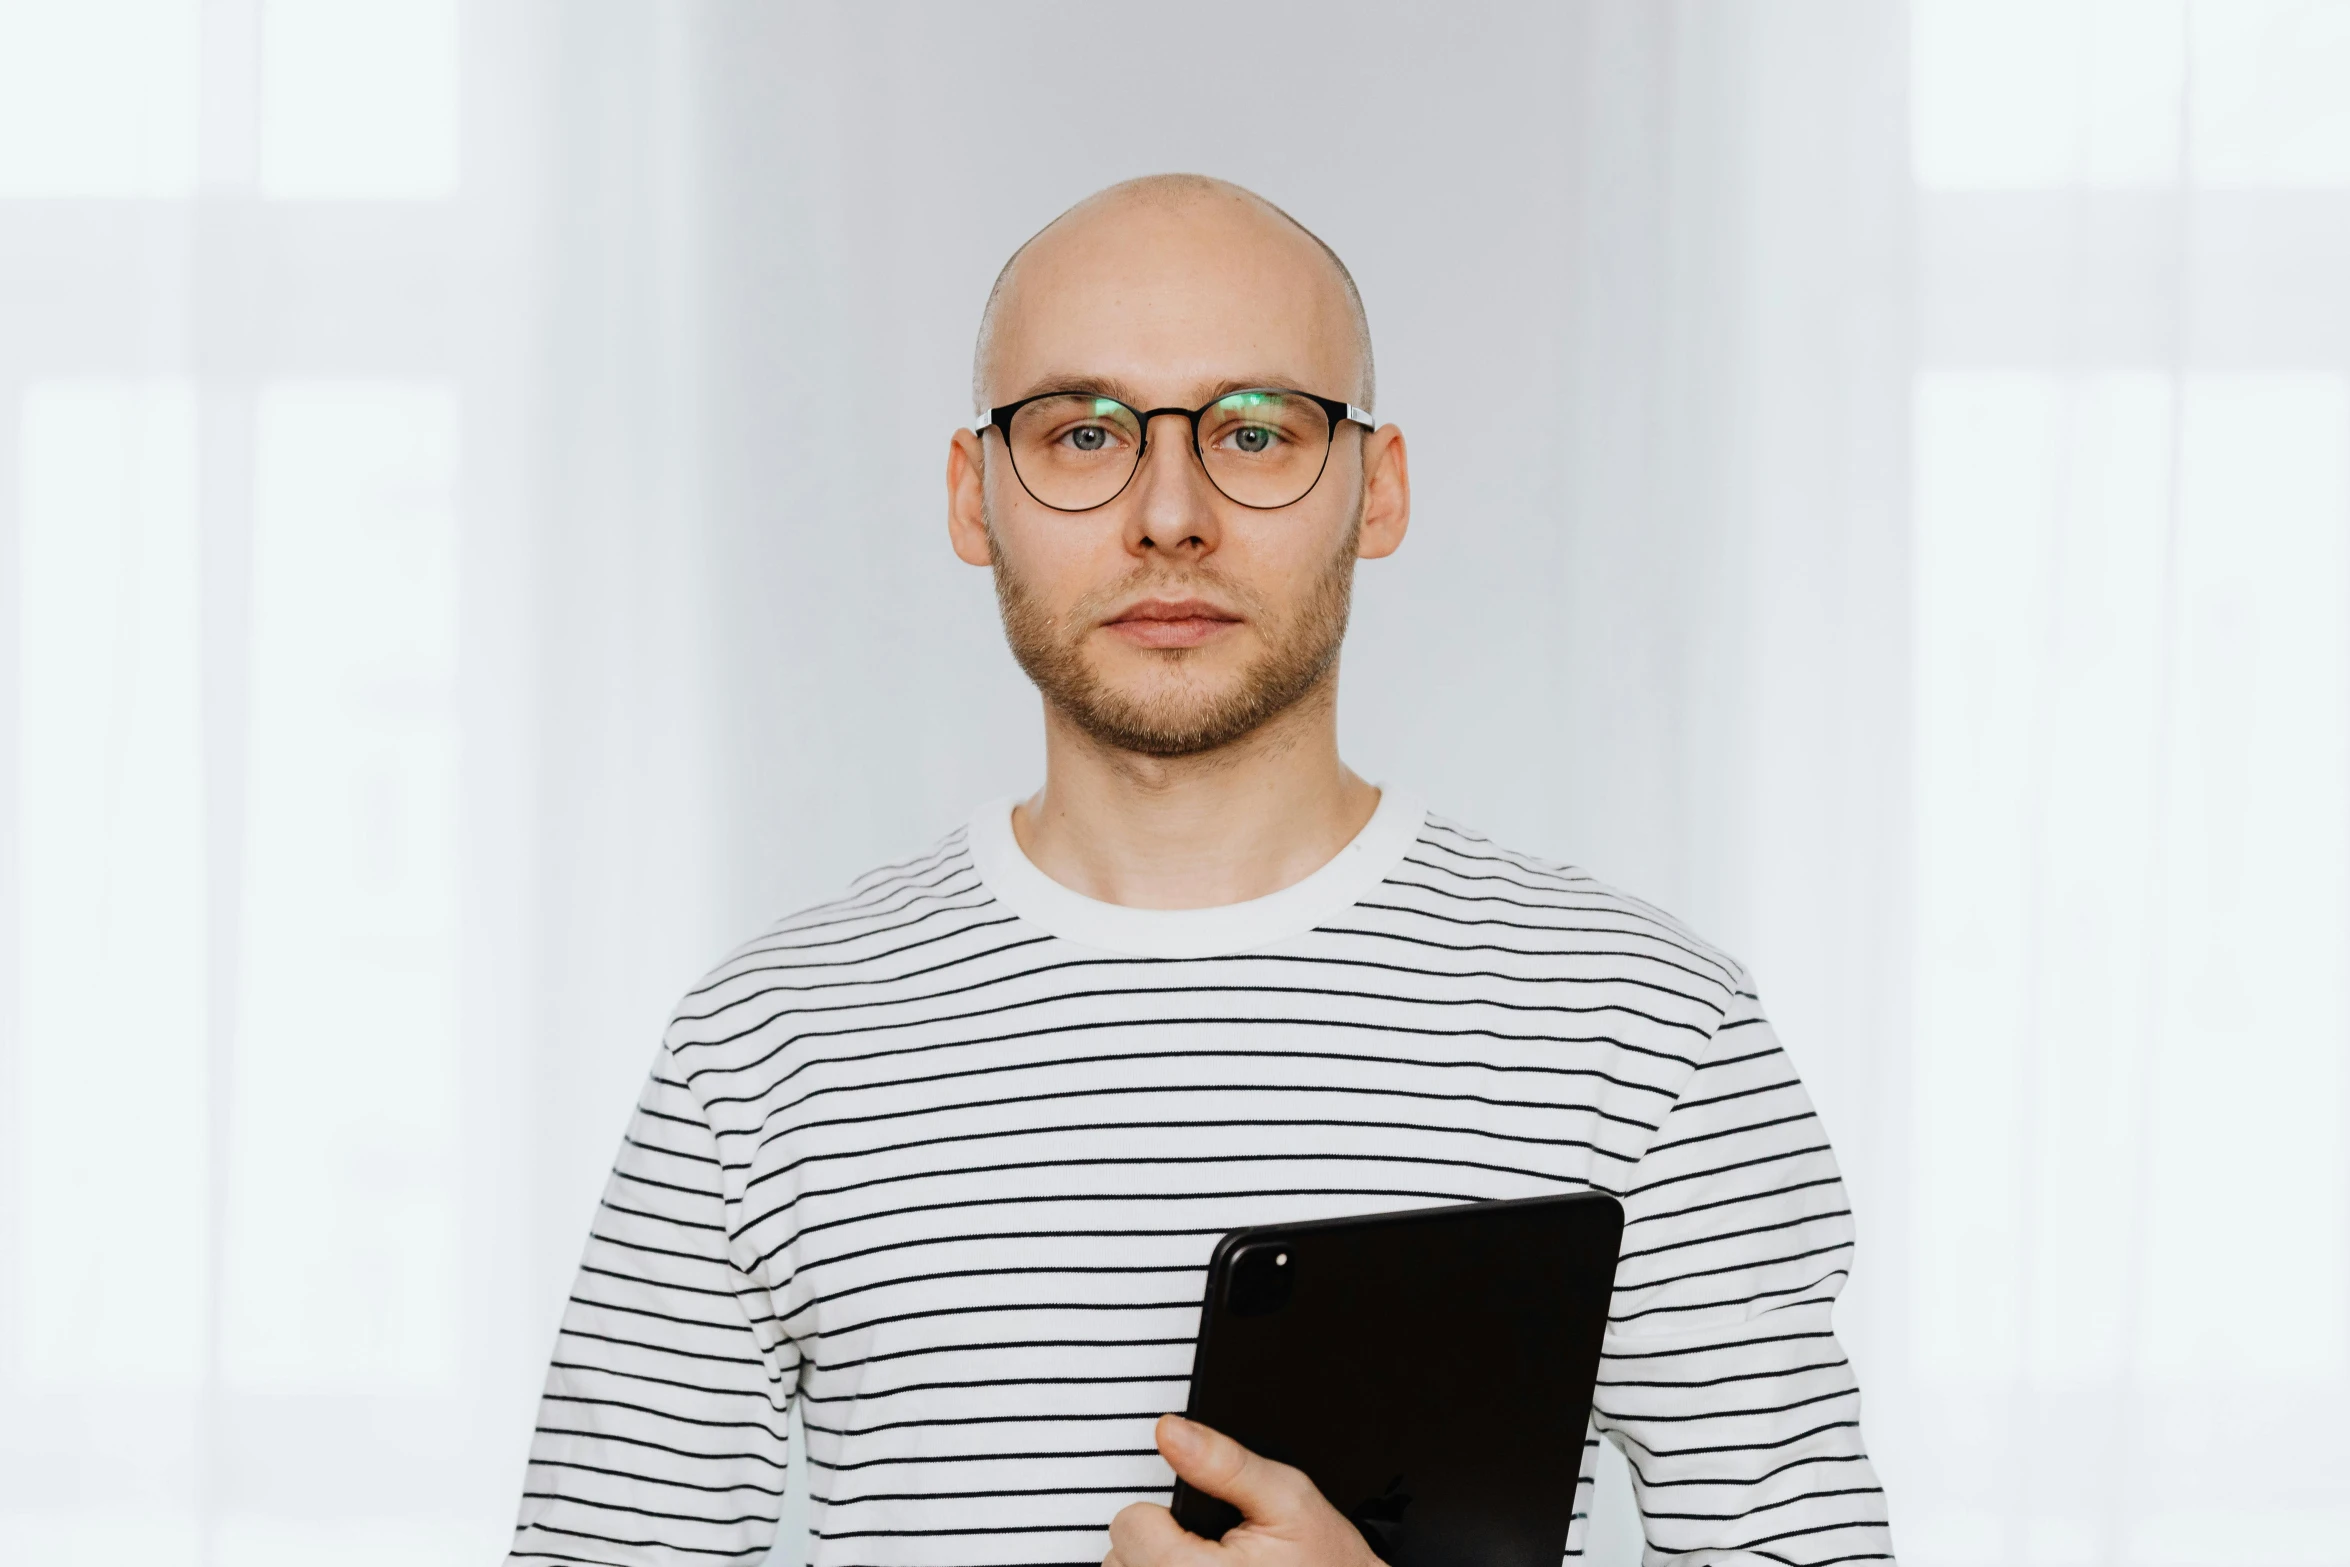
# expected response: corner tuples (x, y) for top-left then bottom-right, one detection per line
(1225, 511), (1355, 605)
(990, 510), (1123, 606)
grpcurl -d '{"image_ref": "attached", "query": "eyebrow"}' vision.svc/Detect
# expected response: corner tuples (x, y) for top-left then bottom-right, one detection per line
(998, 372), (1326, 410)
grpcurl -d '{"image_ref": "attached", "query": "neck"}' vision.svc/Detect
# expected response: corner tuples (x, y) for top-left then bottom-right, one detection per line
(1010, 673), (1381, 910)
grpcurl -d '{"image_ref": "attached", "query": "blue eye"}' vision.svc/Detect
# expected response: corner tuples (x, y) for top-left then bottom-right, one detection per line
(1232, 426), (1276, 454)
(1068, 426), (1108, 452)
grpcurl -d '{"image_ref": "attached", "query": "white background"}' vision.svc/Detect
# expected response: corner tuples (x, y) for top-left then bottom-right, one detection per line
(2, 3), (2345, 1564)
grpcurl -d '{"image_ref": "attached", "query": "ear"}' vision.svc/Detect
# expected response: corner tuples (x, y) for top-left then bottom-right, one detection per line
(1355, 424), (1410, 560)
(947, 426), (994, 567)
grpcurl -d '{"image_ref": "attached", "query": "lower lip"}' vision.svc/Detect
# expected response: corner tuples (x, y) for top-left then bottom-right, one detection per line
(1106, 616), (1239, 649)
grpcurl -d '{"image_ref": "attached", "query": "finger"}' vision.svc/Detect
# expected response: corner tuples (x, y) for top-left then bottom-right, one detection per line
(1108, 1500), (1205, 1567)
(1155, 1415), (1317, 1525)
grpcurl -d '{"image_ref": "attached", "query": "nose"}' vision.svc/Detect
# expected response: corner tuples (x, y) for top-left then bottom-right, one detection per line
(1125, 411), (1223, 557)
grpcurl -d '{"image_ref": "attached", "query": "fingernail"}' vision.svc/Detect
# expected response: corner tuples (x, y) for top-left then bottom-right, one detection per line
(1160, 1414), (1200, 1453)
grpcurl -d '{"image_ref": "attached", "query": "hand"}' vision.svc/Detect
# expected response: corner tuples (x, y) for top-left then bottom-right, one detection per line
(1104, 1415), (1387, 1567)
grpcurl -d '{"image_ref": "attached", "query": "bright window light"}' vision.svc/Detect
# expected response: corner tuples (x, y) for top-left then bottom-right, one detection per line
(211, 1513), (482, 1567)
(0, 1513), (202, 1567)
(259, 0), (459, 200)
(1911, 370), (2174, 1386)
(2191, 0), (2350, 185)
(2140, 373), (2350, 1380)
(1912, 0), (2187, 189)
(13, 383), (209, 1389)
(221, 382), (463, 1393)
(1913, 0), (2350, 188)
(0, 0), (202, 196)
(1913, 370), (2350, 1391)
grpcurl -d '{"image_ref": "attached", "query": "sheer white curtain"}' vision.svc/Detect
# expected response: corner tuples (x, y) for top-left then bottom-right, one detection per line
(2, 4), (2342, 1566)
(1903, 3), (2350, 1561)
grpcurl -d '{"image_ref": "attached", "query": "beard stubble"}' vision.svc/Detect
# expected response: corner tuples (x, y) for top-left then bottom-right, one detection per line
(989, 512), (1361, 759)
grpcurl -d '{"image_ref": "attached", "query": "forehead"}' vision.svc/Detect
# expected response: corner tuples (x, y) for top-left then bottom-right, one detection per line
(984, 196), (1360, 406)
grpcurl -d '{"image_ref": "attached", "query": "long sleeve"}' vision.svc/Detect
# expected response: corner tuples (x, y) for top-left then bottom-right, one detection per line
(509, 1046), (800, 1566)
(1593, 979), (1895, 1565)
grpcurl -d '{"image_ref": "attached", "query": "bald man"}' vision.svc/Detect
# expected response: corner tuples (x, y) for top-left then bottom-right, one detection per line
(509, 177), (1895, 1567)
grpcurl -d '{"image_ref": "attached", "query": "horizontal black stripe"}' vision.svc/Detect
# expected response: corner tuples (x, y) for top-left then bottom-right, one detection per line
(513, 1521), (767, 1562)
(755, 1111), (1642, 1193)
(801, 1407), (1165, 1440)
(1609, 1266), (1851, 1325)
(540, 1391), (787, 1435)
(802, 1333), (1196, 1377)
(712, 1022), (1693, 1122)
(808, 1444), (1162, 1474)
(1599, 1356), (1850, 1391)
(530, 1423), (787, 1471)
(761, 1182), (1495, 1268)
(797, 1370), (1188, 1405)
(815, 1482), (1170, 1506)
(529, 1456), (786, 1498)
(766, 1148), (1602, 1236)
(1642, 1483), (1887, 1523)
(522, 1490), (774, 1529)
(548, 1359), (779, 1402)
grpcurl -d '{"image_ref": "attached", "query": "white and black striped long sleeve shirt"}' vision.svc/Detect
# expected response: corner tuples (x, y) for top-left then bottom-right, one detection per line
(509, 791), (1895, 1566)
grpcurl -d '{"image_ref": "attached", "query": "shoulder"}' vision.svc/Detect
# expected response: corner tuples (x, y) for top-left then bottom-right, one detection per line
(1396, 811), (1752, 1006)
(660, 824), (990, 1055)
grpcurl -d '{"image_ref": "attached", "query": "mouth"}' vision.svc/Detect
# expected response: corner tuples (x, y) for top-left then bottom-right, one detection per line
(1102, 596), (1244, 650)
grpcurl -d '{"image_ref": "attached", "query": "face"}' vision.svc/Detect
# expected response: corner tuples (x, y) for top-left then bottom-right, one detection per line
(947, 190), (1409, 758)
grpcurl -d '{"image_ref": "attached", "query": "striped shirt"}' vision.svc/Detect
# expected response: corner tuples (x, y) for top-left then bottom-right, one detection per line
(508, 791), (1895, 1566)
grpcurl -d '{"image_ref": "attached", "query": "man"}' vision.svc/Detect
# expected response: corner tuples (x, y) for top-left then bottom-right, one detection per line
(509, 175), (1894, 1567)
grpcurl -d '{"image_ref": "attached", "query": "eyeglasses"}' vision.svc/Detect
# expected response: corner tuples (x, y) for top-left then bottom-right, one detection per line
(974, 387), (1375, 513)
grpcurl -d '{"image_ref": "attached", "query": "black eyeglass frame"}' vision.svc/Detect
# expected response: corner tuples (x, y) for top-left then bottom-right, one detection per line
(973, 387), (1377, 513)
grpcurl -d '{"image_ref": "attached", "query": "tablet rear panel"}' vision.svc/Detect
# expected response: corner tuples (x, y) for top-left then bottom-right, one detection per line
(1173, 1191), (1623, 1567)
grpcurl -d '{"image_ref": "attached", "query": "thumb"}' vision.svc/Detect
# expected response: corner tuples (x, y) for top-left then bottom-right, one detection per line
(1157, 1416), (1320, 1527)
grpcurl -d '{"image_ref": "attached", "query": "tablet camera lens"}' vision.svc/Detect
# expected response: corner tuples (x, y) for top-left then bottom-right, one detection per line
(1227, 1243), (1297, 1317)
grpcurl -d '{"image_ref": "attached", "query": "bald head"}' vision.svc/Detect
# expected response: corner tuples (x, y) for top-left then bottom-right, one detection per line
(972, 174), (1375, 415)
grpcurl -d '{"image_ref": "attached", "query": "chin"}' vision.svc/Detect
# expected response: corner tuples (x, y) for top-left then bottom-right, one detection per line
(1083, 646), (1236, 704)
(1096, 684), (1248, 740)
(1060, 669), (1303, 758)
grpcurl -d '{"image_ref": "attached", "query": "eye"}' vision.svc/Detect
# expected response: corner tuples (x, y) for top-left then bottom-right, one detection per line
(1052, 416), (1135, 456)
(1204, 391), (1306, 458)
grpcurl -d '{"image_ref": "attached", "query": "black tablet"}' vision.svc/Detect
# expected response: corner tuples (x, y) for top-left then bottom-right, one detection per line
(1172, 1190), (1624, 1566)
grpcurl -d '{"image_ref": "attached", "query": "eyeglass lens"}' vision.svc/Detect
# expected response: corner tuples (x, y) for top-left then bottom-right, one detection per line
(1004, 391), (1335, 511)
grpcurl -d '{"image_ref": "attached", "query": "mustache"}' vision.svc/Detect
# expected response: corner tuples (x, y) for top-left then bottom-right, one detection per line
(1066, 563), (1264, 628)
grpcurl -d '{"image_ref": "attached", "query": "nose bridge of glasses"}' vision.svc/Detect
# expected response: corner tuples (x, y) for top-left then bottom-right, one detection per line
(1128, 407), (1217, 490)
(1134, 405), (1204, 454)
(1126, 408), (1222, 516)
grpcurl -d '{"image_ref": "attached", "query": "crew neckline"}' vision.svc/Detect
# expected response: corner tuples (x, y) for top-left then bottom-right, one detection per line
(965, 787), (1427, 959)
